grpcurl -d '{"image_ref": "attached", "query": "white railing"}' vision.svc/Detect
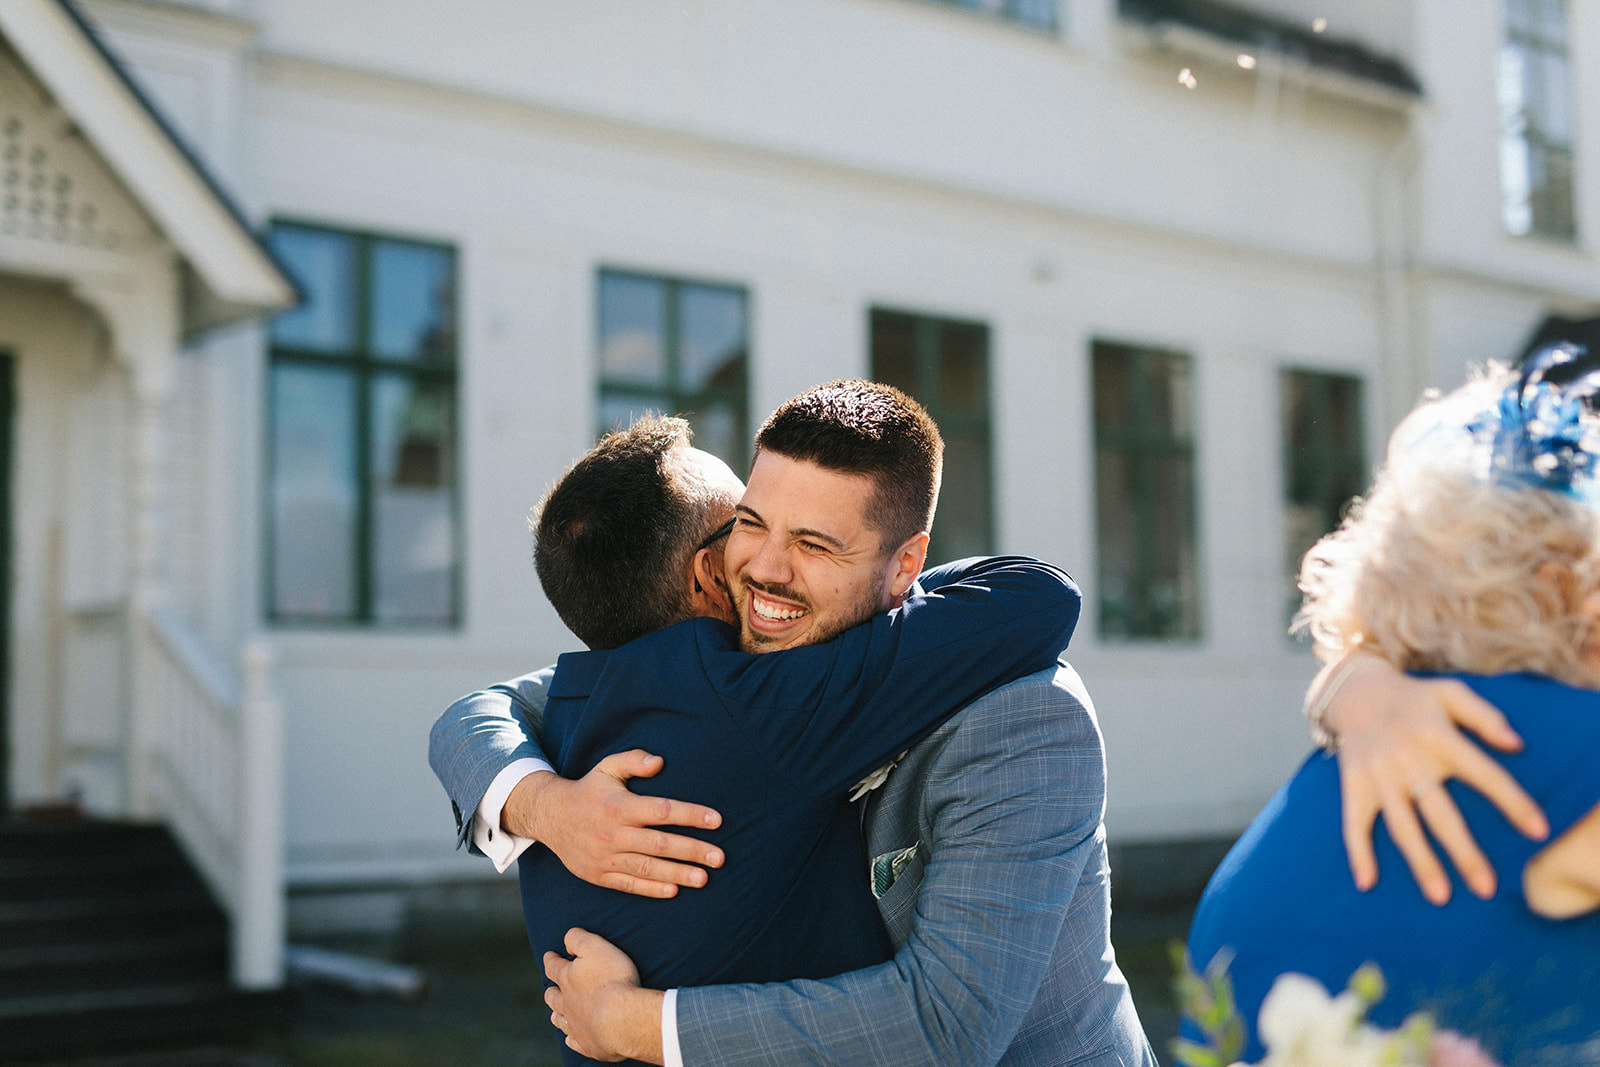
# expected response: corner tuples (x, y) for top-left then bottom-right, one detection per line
(137, 603), (284, 989)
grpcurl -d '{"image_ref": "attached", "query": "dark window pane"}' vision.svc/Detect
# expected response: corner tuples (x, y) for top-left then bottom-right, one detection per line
(934, 433), (990, 563)
(270, 227), (356, 351)
(1093, 346), (1133, 432)
(1536, 147), (1576, 238)
(870, 311), (918, 392)
(939, 323), (987, 416)
(1327, 377), (1362, 452)
(370, 241), (455, 363)
(1148, 351), (1192, 440)
(1151, 454), (1199, 637)
(870, 307), (992, 558)
(1095, 449), (1136, 638)
(1094, 341), (1198, 640)
(1281, 369), (1366, 625)
(684, 400), (744, 471)
(371, 375), (455, 623)
(270, 363), (357, 617)
(599, 273), (667, 387)
(680, 285), (747, 393)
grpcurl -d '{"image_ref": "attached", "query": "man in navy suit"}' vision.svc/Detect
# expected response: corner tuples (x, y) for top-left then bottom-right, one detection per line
(432, 381), (1155, 1065)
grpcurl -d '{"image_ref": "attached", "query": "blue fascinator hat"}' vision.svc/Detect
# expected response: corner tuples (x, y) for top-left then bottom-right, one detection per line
(1399, 344), (1600, 508)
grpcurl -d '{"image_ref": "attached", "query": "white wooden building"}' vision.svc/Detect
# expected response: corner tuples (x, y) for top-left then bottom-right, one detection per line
(2, 0), (1598, 984)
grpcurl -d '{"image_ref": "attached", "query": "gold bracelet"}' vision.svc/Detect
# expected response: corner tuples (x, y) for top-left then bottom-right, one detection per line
(1303, 652), (1375, 753)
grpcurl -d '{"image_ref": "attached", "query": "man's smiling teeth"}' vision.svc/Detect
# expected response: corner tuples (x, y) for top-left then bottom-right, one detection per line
(752, 592), (808, 622)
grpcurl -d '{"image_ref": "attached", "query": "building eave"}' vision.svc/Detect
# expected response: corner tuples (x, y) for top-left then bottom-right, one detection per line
(0, 0), (297, 334)
(1119, 0), (1424, 111)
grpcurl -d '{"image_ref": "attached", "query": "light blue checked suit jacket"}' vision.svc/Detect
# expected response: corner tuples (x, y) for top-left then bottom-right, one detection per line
(430, 664), (1156, 1066)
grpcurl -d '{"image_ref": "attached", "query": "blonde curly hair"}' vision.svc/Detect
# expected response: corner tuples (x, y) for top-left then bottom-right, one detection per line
(1295, 365), (1600, 688)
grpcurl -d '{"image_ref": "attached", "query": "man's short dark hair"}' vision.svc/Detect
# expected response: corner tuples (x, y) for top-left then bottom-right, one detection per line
(534, 415), (731, 649)
(754, 379), (943, 552)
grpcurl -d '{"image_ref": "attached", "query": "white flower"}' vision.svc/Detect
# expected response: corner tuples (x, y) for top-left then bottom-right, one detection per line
(1254, 973), (1424, 1067)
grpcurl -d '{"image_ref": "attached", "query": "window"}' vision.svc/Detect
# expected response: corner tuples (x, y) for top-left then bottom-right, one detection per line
(597, 270), (749, 472)
(1281, 369), (1366, 620)
(871, 308), (994, 563)
(1501, 0), (1576, 240)
(929, 0), (1057, 31)
(1092, 340), (1199, 640)
(266, 222), (459, 625)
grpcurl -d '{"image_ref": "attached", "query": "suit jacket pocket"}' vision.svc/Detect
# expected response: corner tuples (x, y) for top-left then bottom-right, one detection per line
(868, 841), (924, 943)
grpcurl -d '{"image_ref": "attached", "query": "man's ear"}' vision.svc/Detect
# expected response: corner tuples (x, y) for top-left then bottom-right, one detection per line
(690, 547), (733, 619)
(885, 531), (930, 604)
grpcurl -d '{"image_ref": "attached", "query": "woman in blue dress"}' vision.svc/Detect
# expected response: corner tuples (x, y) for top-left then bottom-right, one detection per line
(1185, 350), (1600, 1066)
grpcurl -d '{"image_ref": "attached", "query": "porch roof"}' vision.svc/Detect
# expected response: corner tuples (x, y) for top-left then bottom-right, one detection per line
(0, 0), (296, 335)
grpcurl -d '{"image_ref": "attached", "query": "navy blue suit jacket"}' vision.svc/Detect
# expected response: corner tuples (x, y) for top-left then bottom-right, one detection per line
(517, 556), (1079, 1063)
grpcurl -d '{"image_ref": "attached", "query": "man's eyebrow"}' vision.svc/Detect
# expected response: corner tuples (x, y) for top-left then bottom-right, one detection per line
(735, 505), (848, 551)
(791, 526), (847, 551)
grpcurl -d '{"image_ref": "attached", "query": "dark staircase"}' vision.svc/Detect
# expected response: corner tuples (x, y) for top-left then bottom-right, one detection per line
(0, 818), (285, 1062)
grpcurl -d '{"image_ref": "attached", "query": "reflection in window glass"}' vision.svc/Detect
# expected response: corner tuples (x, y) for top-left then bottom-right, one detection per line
(371, 375), (455, 623)
(679, 285), (747, 394)
(596, 270), (749, 472)
(599, 273), (668, 387)
(269, 364), (357, 618)
(1092, 340), (1199, 640)
(269, 228), (356, 351)
(265, 222), (459, 625)
(370, 241), (455, 363)
(1501, 0), (1576, 240)
(1281, 370), (1366, 624)
(869, 307), (993, 564)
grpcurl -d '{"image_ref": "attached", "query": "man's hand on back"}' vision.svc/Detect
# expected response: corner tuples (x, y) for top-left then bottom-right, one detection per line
(1317, 654), (1549, 904)
(545, 928), (664, 1064)
(505, 749), (726, 898)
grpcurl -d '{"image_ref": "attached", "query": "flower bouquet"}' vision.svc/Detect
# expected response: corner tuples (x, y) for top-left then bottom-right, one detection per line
(1173, 949), (1501, 1067)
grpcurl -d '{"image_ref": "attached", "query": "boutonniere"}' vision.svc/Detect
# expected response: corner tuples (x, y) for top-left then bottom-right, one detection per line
(848, 750), (908, 802)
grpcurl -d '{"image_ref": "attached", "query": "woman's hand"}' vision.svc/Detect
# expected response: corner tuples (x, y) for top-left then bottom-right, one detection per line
(1312, 654), (1549, 903)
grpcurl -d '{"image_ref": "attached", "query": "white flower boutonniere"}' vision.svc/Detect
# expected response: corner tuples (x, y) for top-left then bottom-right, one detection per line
(848, 750), (908, 802)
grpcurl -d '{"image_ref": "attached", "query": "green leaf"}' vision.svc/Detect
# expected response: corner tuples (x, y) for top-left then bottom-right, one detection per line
(1171, 1038), (1229, 1067)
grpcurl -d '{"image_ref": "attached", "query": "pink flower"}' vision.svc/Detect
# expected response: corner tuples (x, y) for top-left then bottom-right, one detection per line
(1429, 1032), (1501, 1067)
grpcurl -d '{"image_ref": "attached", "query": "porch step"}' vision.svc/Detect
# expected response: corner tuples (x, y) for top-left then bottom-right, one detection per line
(0, 818), (281, 1061)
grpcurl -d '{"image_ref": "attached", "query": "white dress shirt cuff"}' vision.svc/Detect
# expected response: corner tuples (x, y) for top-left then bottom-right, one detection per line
(662, 987), (683, 1067)
(473, 757), (553, 873)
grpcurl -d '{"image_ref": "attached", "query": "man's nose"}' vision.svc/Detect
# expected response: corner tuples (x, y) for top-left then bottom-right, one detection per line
(745, 533), (793, 585)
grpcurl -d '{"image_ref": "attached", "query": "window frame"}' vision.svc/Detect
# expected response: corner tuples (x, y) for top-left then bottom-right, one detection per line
(1091, 338), (1201, 642)
(263, 218), (463, 629)
(594, 266), (752, 474)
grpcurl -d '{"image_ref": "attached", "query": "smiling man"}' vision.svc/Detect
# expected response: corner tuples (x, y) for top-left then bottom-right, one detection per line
(431, 381), (1154, 1066)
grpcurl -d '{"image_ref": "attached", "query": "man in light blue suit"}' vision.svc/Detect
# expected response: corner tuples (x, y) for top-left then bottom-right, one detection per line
(431, 381), (1156, 1065)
